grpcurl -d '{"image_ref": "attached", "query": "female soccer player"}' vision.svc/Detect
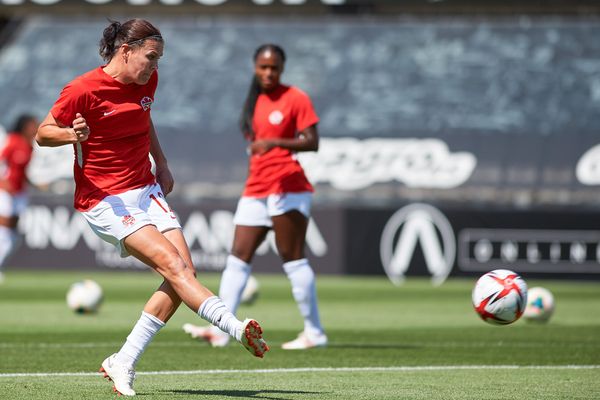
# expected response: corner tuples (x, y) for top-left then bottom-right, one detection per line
(0, 114), (38, 283)
(183, 44), (327, 350)
(36, 19), (268, 397)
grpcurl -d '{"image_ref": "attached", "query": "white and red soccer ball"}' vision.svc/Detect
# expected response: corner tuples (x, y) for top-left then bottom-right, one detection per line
(472, 269), (528, 325)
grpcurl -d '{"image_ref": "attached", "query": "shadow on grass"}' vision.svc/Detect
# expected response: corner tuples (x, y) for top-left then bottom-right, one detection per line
(156, 389), (325, 399)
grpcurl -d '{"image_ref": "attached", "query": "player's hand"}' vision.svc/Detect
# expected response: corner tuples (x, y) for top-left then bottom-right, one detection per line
(249, 140), (275, 155)
(156, 165), (174, 195)
(72, 113), (90, 143)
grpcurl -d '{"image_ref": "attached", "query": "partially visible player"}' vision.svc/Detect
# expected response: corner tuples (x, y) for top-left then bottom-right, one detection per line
(36, 19), (268, 397)
(0, 114), (38, 283)
(183, 44), (327, 350)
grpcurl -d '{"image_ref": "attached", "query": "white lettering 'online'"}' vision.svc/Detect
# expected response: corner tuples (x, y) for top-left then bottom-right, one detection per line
(576, 144), (600, 185)
(298, 138), (476, 190)
(380, 203), (456, 286)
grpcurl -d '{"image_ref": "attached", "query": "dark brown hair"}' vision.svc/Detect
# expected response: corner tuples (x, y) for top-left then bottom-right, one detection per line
(12, 114), (37, 135)
(99, 19), (163, 62)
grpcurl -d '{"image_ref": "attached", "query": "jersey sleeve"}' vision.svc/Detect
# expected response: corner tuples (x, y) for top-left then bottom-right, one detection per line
(293, 88), (319, 132)
(50, 80), (89, 127)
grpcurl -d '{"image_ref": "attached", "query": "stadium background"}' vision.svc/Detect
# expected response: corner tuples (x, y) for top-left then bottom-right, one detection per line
(1, 0), (600, 284)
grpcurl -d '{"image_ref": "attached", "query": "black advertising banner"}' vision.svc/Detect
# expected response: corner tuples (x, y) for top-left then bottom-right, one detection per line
(11, 199), (346, 275)
(9, 198), (600, 282)
(347, 204), (600, 283)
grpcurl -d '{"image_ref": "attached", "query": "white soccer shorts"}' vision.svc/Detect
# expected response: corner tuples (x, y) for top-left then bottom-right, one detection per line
(0, 189), (28, 218)
(82, 183), (181, 258)
(233, 191), (312, 227)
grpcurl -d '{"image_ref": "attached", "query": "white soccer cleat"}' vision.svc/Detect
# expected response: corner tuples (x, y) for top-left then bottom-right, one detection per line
(182, 323), (230, 347)
(239, 318), (269, 358)
(282, 330), (328, 350)
(99, 353), (136, 396)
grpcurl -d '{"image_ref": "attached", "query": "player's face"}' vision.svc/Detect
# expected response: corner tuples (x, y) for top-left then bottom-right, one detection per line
(126, 39), (163, 85)
(254, 50), (284, 92)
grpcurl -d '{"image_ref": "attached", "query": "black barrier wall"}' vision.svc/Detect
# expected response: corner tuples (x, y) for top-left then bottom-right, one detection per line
(12, 198), (346, 275)
(10, 198), (600, 283)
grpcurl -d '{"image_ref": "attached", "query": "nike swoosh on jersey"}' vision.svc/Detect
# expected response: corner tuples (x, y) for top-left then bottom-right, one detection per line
(103, 110), (117, 116)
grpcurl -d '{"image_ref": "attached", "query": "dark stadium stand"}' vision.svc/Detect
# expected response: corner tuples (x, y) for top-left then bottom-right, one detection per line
(0, 15), (599, 208)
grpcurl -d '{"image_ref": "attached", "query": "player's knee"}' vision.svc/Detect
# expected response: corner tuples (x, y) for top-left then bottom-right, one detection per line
(230, 248), (253, 263)
(278, 247), (303, 262)
(159, 252), (188, 279)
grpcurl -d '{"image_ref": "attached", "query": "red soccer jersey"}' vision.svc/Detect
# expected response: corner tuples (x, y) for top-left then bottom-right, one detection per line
(0, 133), (33, 194)
(243, 85), (319, 197)
(51, 67), (157, 211)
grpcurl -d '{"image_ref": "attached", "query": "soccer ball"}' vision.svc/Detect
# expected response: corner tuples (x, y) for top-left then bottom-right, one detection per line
(472, 269), (528, 325)
(66, 280), (103, 314)
(523, 287), (554, 323)
(240, 275), (260, 305)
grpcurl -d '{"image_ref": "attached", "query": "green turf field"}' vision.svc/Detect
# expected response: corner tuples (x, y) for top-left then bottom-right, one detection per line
(0, 271), (598, 399)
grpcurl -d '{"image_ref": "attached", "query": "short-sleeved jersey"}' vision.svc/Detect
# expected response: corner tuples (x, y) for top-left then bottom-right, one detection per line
(0, 133), (33, 194)
(243, 85), (319, 197)
(51, 67), (157, 211)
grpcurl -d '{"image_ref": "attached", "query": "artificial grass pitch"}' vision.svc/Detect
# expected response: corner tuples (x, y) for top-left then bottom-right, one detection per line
(0, 271), (598, 399)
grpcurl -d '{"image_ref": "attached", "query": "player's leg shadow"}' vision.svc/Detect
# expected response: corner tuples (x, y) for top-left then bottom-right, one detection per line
(158, 389), (326, 399)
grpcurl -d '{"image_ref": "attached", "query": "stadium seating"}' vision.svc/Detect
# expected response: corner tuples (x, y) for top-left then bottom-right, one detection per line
(0, 16), (598, 203)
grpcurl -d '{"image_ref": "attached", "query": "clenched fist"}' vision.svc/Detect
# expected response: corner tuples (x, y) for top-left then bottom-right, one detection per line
(72, 112), (90, 142)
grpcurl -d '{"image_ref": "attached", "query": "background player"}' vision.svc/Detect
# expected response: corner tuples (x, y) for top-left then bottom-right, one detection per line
(36, 19), (268, 397)
(183, 44), (327, 350)
(0, 114), (38, 283)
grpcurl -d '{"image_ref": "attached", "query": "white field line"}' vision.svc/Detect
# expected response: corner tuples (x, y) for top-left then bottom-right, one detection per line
(0, 365), (599, 379)
(0, 340), (598, 349)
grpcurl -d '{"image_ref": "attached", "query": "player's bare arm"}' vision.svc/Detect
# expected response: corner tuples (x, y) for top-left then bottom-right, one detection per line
(250, 124), (319, 155)
(36, 112), (90, 147)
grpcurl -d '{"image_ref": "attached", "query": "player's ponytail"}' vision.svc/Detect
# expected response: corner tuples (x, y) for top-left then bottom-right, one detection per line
(239, 44), (286, 141)
(99, 20), (122, 62)
(239, 76), (261, 141)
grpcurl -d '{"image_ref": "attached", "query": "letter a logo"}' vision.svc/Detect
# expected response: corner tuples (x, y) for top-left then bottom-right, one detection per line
(380, 203), (455, 286)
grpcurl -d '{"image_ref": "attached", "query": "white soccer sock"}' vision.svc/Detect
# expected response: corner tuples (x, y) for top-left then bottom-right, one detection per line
(218, 255), (252, 316)
(115, 311), (165, 369)
(0, 226), (17, 270)
(198, 296), (243, 341)
(283, 258), (324, 336)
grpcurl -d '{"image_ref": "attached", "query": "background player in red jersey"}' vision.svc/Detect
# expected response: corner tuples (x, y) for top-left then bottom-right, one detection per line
(183, 44), (327, 350)
(0, 114), (38, 283)
(36, 19), (268, 397)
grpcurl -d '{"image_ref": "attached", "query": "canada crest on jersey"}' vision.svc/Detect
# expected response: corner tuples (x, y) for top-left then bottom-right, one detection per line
(122, 214), (136, 227)
(140, 96), (153, 111)
(268, 110), (284, 125)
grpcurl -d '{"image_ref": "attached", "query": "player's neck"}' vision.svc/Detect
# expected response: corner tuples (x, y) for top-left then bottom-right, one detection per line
(102, 62), (133, 85)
